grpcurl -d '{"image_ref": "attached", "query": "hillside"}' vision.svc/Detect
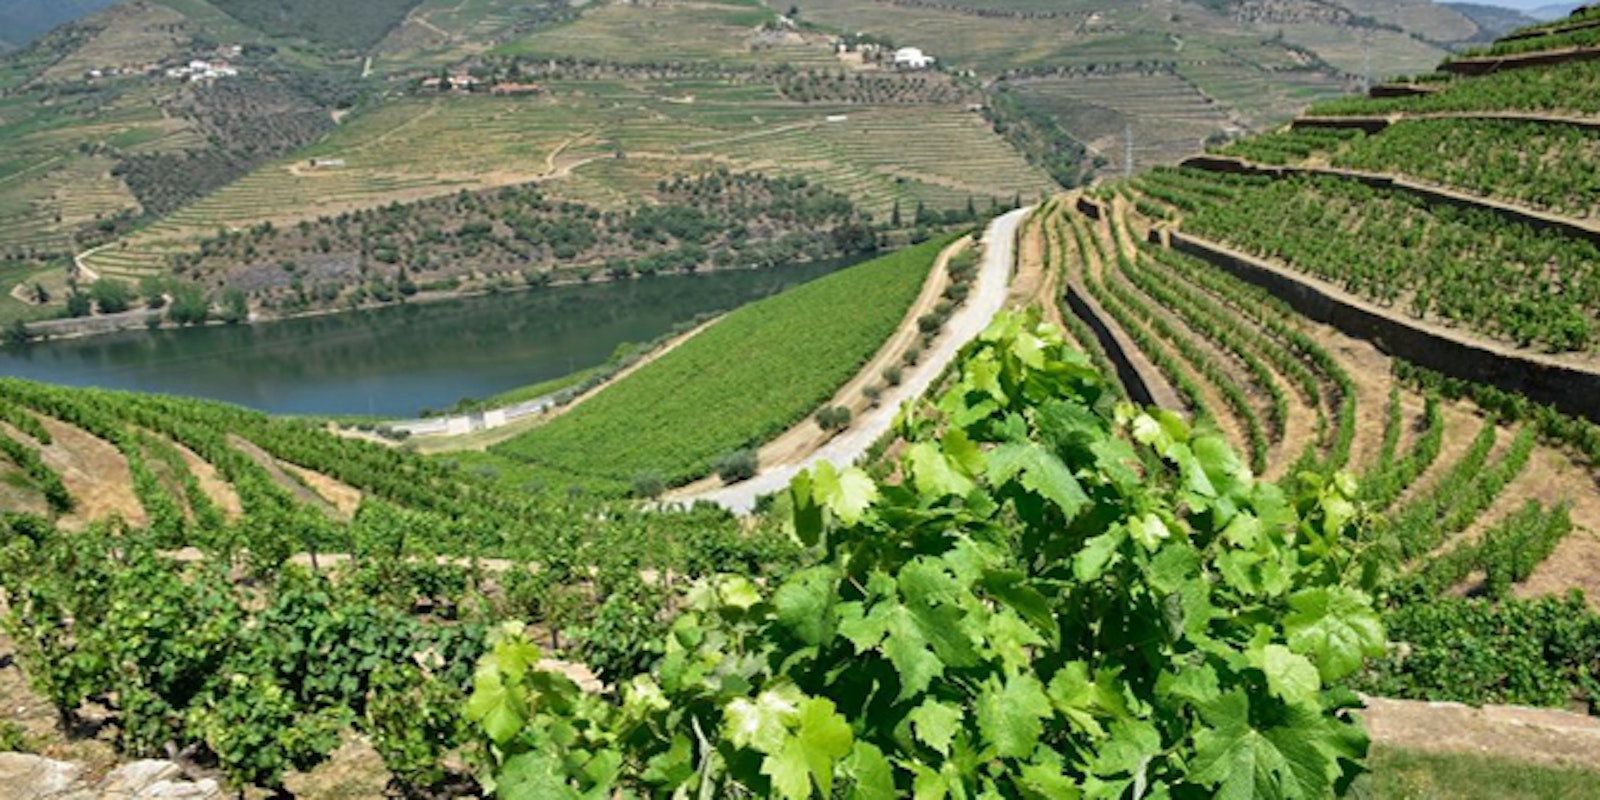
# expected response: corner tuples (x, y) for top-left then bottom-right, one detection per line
(1445, 2), (1542, 36)
(0, 0), (1539, 334)
(206, 0), (424, 51)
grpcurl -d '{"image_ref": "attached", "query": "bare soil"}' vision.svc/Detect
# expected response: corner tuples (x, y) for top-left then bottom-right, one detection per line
(227, 435), (341, 519)
(4, 415), (147, 531)
(277, 461), (363, 521)
(168, 438), (243, 520)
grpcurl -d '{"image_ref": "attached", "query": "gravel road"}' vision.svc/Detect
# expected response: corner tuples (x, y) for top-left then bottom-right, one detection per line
(684, 206), (1032, 514)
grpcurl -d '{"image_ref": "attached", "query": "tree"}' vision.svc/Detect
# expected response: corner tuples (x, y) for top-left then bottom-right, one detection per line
(139, 276), (168, 309)
(4, 319), (31, 346)
(90, 280), (131, 314)
(220, 289), (249, 325)
(712, 449), (759, 483)
(167, 283), (209, 326)
(890, 200), (902, 228)
(65, 290), (91, 318)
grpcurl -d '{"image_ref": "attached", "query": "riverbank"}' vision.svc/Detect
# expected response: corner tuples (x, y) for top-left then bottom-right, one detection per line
(0, 261), (847, 418)
(7, 252), (876, 347)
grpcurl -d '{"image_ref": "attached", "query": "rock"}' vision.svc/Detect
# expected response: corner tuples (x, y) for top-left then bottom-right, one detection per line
(0, 753), (219, 799)
(100, 760), (182, 796)
(0, 753), (83, 799)
(137, 779), (220, 799)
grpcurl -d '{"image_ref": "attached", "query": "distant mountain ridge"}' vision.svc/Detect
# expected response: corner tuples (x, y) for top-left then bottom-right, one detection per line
(1527, 2), (1586, 20)
(1442, 2), (1541, 35)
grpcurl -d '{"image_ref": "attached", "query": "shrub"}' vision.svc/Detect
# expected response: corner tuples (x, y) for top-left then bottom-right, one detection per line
(711, 449), (759, 483)
(631, 471), (667, 499)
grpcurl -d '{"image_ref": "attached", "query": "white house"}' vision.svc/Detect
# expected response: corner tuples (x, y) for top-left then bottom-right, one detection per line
(893, 46), (935, 69)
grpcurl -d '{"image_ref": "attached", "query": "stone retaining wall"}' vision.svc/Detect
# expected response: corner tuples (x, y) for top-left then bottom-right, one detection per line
(1162, 230), (1600, 424)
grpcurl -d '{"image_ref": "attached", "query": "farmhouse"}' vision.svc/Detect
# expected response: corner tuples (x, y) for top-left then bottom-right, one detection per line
(893, 46), (935, 69)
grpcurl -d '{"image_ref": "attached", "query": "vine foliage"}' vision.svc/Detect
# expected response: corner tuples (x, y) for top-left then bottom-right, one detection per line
(465, 311), (1387, 799)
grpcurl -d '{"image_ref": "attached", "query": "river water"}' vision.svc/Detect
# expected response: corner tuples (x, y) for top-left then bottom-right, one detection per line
(0, 263), (845, 417)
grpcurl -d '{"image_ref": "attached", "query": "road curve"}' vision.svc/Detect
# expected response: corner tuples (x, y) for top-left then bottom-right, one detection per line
(681, 206), (1032, 514)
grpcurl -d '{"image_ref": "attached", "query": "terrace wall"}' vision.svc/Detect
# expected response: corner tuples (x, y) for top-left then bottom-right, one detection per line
(1160, 230), (1600, 424)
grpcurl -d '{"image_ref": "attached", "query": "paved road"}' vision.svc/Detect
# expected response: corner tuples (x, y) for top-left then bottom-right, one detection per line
(683, 207), (1032, 514)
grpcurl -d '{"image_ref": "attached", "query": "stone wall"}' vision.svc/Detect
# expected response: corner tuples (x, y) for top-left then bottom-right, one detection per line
(1165, 231), (1600, 424)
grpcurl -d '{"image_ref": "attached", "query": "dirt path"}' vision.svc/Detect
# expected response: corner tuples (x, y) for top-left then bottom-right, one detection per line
(1007, 204), (1064, 326)
(675, 208), (1030, 513)
(669, 235), (972, 499)
(1361, 695), (1600, 772)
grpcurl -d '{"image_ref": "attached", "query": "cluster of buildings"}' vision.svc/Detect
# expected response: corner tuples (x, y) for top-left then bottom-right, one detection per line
(83, 46), (245, 83)
(164, 58), (240, 83)
(831, 38), (937, 70)
(419, 74), (542, 95)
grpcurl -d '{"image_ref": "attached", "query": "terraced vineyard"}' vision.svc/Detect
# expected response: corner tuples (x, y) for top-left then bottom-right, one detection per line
(87, 86), (1049, 279)
(9, 3), (1600, 798)
(1020, 8), (1600, 751)
(1006, 72), (1236, 173)
(0, 373), (799, 792)
(491, 237), (952, 490)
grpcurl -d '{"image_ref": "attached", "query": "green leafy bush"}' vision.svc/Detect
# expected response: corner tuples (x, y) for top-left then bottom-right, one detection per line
(465, 311), (1387, 798)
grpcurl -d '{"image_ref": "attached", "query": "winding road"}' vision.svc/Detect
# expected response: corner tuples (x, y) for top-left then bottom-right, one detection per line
(679, 206), (1032, 514)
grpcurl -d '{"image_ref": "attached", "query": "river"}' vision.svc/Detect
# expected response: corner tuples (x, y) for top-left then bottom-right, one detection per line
(0, 263), (846, 417)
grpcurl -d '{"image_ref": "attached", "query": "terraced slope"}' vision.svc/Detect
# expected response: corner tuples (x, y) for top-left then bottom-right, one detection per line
(86, 85), (1051, 278)
(491, 237), (952, 490)
(1074, 8), (1600, 722)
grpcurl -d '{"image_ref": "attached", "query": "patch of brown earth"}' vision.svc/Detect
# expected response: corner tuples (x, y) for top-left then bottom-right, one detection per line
(167, 439), (243, 520)
(227, 435), (339, 518)
(1513, 447), (1600, 606)
(277, 461), (363, 522)
(5, 415), (146, 531)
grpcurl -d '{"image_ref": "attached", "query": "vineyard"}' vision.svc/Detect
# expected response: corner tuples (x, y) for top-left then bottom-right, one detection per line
(1038, 185), (1600, 741)
(86, 85), (1050, 280)
(490, 237), (951, 491)
(8, 3), (1600, 798)
(0, 373), (803, 792)
(1070, 8), (1600, 779)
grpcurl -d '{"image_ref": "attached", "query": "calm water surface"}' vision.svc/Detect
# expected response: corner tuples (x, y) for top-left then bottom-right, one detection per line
(0, 263), (844, 416)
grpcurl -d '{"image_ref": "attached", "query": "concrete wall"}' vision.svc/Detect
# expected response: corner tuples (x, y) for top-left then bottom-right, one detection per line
(1064, 284), (1162, 408)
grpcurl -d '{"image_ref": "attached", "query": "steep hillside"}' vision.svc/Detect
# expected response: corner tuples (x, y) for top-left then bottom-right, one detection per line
(1445, 2), (1541, 37)
(207, 0), (425, 51)
(1062, 10), (1600, 752)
